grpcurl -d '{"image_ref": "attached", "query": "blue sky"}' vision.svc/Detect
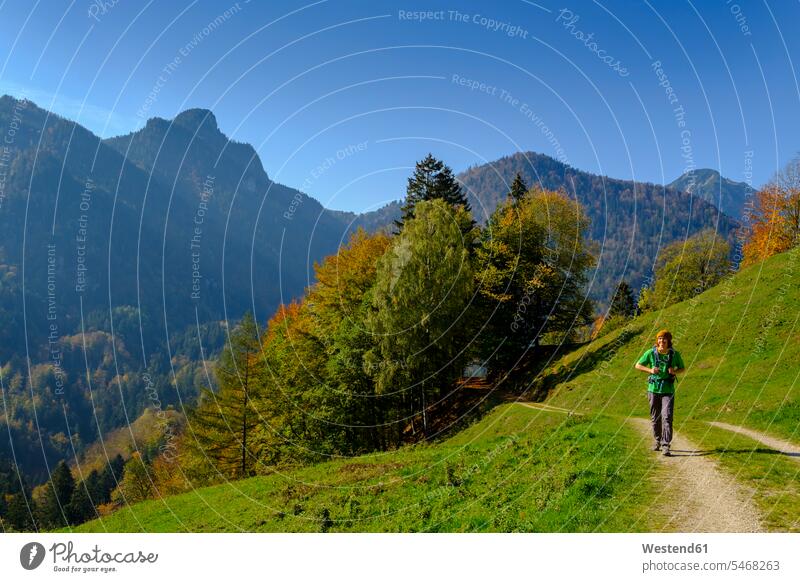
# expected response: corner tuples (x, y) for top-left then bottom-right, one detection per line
(1, 0), (798, 212)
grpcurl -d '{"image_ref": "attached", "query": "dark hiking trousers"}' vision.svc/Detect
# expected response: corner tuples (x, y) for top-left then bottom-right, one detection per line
(647, 392), (675, 445)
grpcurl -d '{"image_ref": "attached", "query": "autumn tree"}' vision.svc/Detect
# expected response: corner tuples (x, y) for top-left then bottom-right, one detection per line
(253, 301), (337, 467)
(111, 452), (154, 505)
(307, 228), (392, 451)
(187, 312), (263, 480)
(475, 188), (595, 373)
(370, 199), (476, 438)
(743, 156), (800, 266)
(639, 229), (731, 312)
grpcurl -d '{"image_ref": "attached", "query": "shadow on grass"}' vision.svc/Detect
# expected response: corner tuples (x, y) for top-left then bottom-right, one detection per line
(517, 325), (645, 401)
(665, 448), (799, 459)
(710, 448), (800, 459)
(662, 449), (714, 457)
(409, 385), (511, 445)
(423, 324), (645, 443)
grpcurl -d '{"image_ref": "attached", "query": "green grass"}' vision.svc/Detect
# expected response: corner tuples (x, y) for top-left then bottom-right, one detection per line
(70, 404), (660, 532)
(543, 248), (800, 442)
(70, 249), (800, 533)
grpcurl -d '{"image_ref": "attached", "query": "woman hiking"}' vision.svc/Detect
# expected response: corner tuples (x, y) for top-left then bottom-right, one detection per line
(635, 330), (685, 456)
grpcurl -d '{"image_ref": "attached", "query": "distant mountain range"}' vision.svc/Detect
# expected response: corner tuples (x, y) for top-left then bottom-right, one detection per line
(0, 96), (365, 480)
(0, 95), (747, 482)
(455, 152), (743, 301)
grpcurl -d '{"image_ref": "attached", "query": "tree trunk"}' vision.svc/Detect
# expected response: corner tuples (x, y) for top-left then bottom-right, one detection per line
(421, 383), (428, 439)
(241, 363), (249, 478)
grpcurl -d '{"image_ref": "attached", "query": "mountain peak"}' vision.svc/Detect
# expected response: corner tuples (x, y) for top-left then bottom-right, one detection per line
(671, 168), (721, 191)
(668, 168), (754, 219)
(172, 108), (218, 134)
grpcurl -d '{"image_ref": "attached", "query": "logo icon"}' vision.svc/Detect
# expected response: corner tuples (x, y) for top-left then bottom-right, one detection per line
(20, 542), (46, 570)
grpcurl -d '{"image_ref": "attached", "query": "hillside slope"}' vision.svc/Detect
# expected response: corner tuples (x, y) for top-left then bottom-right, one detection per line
(69, 248), (800, 533)
(71, 403), (663, 533)
(540, 247), (800, 440)
(534, 248), (800, 531)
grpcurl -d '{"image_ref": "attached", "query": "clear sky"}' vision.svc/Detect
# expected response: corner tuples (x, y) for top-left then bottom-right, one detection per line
(1, 0), (798, 212)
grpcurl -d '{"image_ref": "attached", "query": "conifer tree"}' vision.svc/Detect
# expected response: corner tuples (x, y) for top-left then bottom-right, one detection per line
(37, 461), (75, 528)
(509, 172), (528, 203)
(67, 482), (96, 524)
(608, 281), (636, 318)
(82, 469), (103, 504)
(396, 154), (472, 230)
(102, 454), (125, 502)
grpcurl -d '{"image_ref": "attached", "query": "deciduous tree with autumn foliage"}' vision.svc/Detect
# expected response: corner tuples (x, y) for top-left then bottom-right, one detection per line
(743, 156), (800, 266)
(185, 312), (263, 480)
(168, 158), (599, 490)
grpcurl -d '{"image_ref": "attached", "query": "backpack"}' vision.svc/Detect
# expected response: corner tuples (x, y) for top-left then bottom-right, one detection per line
(648, 346), (676, 389)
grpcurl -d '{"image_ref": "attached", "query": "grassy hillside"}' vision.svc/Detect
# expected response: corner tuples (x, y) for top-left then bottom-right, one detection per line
(70, 404), (663, 532)
(533, 248), (800, 532)
(542, 247), (800, 441)
(69, 248), (800, 533)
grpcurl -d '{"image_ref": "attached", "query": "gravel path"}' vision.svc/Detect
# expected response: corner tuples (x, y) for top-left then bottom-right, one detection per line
(708, 421), (800, 459)
(629, 418), (764, 533)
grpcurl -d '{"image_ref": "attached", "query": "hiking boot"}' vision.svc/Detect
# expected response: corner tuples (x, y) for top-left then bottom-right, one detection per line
(652, 441), (661, 451)
(662, 444), (671, 457)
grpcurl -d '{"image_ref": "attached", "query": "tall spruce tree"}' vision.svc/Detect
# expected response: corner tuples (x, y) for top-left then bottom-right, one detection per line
(608, 281), (636, 318)
(37, 461), (75, 528)
(509, 172), (528, 203)
(100, 454), (125, 503)
(188, 312), (263, 479)
(67, 482), (96, 525)
(396, 154), (472, 230)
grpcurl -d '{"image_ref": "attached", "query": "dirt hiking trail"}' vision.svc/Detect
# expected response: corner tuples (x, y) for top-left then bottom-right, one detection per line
(709, 421), (800, 460)
(629, 418), (764, 532)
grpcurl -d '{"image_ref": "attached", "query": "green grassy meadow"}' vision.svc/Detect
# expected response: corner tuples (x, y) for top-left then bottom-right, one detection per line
(69, 249), (800, 532)
(544, 247), (800, 441)
(71, 404), (665, 532)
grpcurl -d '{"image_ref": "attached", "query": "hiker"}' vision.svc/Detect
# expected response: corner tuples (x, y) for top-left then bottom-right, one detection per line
(634, 330), (685, 456)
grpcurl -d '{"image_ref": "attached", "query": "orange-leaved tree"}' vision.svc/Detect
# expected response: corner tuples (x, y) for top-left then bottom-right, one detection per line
(743, 156), (800, 266)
